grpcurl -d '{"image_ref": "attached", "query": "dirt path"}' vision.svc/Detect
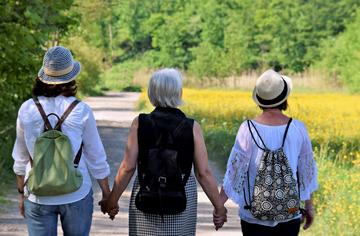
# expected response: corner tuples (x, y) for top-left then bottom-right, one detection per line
(0, 92), (241, 236)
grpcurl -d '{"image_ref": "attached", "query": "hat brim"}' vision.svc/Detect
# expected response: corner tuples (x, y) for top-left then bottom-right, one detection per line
(38, 61), (81, 85)
(252, 75), (292, 108)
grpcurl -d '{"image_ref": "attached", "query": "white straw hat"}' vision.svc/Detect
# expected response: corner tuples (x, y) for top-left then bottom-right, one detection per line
(252, 69), (292, 108)
(38, 46), (81, 84)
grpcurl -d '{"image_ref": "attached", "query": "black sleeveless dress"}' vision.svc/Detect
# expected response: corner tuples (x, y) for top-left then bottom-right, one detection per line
(129, 107), (197, 236)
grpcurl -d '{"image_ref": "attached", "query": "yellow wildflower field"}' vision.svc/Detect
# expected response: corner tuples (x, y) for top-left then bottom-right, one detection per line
(139, 88), (360, 235)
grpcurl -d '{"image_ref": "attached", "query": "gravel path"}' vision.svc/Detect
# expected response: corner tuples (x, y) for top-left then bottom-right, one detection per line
(0, 92), (241, 236)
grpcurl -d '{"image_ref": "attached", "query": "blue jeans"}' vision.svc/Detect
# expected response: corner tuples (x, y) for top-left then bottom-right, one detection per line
(24, 190), (93, 236)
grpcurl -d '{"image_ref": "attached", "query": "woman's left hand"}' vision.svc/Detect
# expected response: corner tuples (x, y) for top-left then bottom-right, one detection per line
(18, 194), (25, 218)
(301, 205), (315, 230)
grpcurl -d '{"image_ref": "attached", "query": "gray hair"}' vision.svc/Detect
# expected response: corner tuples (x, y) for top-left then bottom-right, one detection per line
(148, 68), (183, 108)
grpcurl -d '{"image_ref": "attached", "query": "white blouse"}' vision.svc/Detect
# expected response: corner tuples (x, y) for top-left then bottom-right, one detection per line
(12, 96), (110, 205)
(223, 119), (318, 227)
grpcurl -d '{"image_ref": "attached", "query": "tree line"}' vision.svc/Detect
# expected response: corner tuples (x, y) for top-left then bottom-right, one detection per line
(103, 0), (360, 90)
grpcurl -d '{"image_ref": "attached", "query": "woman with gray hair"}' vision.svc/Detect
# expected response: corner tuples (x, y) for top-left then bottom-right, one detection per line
(104, 68), (227, 235)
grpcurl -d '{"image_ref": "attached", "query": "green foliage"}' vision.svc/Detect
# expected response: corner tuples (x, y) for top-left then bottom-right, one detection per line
(100, 56), (149, 91)
(0, 0), (85, 191)
(107, 0), (360, 80)
(317, 9), (360, 92)
(64, 36), (103, 95)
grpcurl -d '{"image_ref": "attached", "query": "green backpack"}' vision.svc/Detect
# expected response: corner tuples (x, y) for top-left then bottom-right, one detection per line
(26, 97), (83, 196)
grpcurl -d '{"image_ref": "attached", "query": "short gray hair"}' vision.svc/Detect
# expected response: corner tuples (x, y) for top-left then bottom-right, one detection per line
(148, 68), (183, 108)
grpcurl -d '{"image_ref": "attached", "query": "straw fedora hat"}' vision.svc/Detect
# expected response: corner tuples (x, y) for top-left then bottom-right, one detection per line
(252, 69), (292, 108)
(38, 46), (81, 84)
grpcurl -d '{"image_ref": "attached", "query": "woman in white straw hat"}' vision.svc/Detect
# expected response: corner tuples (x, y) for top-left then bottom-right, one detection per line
(12, 46), (113, 236)
(219, 69), (318, 236)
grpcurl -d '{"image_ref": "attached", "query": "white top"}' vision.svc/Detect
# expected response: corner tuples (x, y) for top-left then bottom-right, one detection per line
(12, 96), (110, 205)
(223, 119), (318, 227)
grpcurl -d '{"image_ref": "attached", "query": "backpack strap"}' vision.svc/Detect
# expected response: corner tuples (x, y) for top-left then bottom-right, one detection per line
(146, 115), (192, 186)
(73, 143), (83, 168)
(54, 100), (81, 131)
(247, 120), (268, 151)
(33, 97), (53, 131)
(55, 99), (82, 168)
(150, 116), (188, 147)
(281, 118), (293, 148)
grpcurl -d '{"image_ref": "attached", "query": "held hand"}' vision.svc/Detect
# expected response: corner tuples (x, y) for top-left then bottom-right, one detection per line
(98, 198), (108, 215)
(213, 206), (227, 230)
(107, 204), (120, 220)
(105, 200), (120, 220)
(301, 207), (315, 230)
(18, 194), (25, 218)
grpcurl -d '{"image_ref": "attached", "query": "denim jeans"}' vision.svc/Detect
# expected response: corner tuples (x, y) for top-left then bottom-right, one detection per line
(24, 189), (93, 236)
(241, 218), (301, 236)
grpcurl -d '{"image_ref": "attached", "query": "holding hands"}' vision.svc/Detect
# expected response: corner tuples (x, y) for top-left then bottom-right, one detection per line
(98, 195), (119, 220)
(213, 205), (227, 230)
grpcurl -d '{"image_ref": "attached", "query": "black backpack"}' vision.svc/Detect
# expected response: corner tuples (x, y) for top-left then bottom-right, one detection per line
(135, 116), (191, 217)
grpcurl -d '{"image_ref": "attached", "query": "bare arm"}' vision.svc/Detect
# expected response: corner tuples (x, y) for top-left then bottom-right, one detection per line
(193, 122), (226, 214)
(16, 175), (25, 217)
(106, 117), (139, 211)
(219, 186), (229, 205)
(97, 177), (111, 198)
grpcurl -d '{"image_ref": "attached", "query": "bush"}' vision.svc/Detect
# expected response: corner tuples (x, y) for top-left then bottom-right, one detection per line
(317, 10), (360, 92)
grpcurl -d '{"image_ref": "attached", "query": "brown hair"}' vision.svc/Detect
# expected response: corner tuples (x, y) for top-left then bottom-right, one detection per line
(32, 78), (77, 97)
(259, 100), (288, 111)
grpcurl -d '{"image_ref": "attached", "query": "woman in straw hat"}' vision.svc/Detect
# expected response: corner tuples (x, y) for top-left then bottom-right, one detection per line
(220, 69), (318, 236)
(12, 46), (112, 236)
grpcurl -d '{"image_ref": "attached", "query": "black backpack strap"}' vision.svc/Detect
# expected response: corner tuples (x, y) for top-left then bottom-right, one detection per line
(281, 118), (293, 148)
(172, 119), (188, 139)
(243, 168), (252, 210)
(173, 118), (193, 185)
(33, 97), (53, 131)
(247, 120), (268, 151)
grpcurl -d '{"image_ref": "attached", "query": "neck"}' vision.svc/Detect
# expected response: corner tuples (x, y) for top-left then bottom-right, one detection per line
(262, 109), (283, 116)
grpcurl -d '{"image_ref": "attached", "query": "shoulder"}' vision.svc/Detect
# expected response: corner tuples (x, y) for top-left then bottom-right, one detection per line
(237, 120), (251, 136)
(192, 120), (203, 134)
(17, 98), (37, 117)
(131, 116), (139, 128)
(19, 98), (35, 110)
(290, 119), (311, 140)
(290, 119), (308, 133)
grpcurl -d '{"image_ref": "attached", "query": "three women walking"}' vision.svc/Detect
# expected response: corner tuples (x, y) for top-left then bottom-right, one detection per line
(12, 46), (317, 236)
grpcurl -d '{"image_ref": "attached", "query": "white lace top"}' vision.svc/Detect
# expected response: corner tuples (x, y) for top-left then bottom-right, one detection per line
(223, 119), (318, 227)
